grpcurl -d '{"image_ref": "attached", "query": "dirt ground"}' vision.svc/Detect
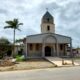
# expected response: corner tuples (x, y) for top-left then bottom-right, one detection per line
(0, 59), (55, 71)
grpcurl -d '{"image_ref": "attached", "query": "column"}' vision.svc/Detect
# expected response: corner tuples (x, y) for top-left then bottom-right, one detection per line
(70, 38), (72, 57)
(25, 39), (27, 59)
(70, 38), (74, 65)
(42, 43), (45, 57)
(53, 44), (55, 56)
(55, 44), (57, 56)
(52, 44), (54, 56)
(65, 44), (67, 56)
(56, 43), (59, 56)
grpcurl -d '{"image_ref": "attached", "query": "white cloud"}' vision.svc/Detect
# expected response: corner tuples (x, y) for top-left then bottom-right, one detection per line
(0, 0), (80, 47)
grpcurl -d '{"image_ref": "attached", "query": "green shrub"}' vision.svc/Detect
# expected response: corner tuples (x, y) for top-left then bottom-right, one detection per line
(15, 55), (25, 61)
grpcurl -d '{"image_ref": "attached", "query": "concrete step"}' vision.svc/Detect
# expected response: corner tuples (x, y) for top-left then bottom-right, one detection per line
(45, 57), (79, 67)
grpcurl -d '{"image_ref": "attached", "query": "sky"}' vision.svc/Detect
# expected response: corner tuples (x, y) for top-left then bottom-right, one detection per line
(0, 0), (80, 47)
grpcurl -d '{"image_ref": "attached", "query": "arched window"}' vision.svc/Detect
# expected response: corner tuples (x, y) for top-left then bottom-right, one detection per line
(36, 44), (39, 50)
(29, 44), (33, 50)
(60, 44), (63, 50)
(47, 25), (50, 31)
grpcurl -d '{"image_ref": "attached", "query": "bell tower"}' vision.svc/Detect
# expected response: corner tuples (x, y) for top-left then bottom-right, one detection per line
(41, 11), (55, 33)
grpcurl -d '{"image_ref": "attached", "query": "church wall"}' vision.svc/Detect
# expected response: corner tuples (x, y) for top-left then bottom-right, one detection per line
(58, 44), (67, 56)
(27, 43), (42, 57)
(41, 23), (55, 33)
(26, 43), (68, 58)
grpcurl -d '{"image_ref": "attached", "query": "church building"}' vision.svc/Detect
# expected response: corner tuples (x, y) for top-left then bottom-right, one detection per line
(24, 11), (72, 58)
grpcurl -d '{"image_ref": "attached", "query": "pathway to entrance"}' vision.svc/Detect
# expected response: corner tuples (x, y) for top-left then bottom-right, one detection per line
(45, 57), (79, 67)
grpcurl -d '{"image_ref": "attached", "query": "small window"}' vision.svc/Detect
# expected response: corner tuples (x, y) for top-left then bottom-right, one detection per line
(36, 44), (39, 50)
(60, 44), (63, 50)
(29, 44), (33, 50)
(47, 25), (50, 31)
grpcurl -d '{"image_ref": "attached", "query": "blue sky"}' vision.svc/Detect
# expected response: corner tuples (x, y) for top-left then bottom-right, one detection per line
(0, 0), (80, 47)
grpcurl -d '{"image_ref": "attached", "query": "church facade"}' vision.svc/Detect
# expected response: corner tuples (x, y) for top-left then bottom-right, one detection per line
(24, 11), (72, 58)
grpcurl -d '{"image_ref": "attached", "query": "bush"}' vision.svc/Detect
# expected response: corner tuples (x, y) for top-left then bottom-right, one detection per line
(0, 55), (3, 59)
(15, 55), (25, 61)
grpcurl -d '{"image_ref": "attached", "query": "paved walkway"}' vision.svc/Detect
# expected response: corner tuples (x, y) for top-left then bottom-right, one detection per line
(45, 57), (79, 67)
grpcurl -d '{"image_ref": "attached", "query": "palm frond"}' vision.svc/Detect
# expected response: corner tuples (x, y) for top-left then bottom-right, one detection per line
(4, 18), (23, 30)
(17, 28), (21, 31)
(14, 19), (18, 24)
(4, 26), (12, 29)
(18, 23), (23, 25)
(6, 21), (13, 25)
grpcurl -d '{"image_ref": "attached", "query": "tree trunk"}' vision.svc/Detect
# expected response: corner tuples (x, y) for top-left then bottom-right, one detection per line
(14, 29), (15, 45)
(12, 29), (15, 57)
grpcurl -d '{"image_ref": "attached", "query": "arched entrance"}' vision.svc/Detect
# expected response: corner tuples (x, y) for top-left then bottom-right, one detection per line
(45, 46), (51, 56)
(42, 34), (58, 57)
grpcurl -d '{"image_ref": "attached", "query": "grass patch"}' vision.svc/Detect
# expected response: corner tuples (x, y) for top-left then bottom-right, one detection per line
(15, 55), (25, 61)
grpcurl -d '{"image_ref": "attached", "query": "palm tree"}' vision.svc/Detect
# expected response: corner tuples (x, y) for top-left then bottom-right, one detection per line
(4, 18), (23, 56)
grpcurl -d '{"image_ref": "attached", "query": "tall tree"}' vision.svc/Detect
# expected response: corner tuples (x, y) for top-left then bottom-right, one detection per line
(0, 37), (10, 44)
(0, 37), (11, 58)
(4, 19), (23, 55)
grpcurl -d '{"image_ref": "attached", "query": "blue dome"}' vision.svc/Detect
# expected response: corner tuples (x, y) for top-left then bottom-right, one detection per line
(42, 11), (53, 24)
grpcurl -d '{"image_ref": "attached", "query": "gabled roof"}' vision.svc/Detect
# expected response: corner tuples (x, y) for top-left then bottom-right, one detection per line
(27, 33), (71, 39)
(42, 11), (54, 24)
(26, 33), (71, 44)
(42, 11), (53, 19)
